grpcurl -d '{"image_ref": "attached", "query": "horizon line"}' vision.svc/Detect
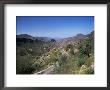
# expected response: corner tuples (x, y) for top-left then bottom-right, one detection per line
(16, 30), (93, 39)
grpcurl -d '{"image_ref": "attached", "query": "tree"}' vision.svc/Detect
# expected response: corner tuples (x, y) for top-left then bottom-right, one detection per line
(78, 38), (93, 57)
(35, 39), (38, 42)
(65, 44), (74, 51)
(51, 39), (56, 42)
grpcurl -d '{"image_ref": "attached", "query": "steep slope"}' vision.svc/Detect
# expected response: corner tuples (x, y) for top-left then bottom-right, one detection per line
(16, 31), (94, 74)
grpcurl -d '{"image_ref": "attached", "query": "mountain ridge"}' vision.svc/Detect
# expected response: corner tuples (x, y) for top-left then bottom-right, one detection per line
(16, 31), (93, 42)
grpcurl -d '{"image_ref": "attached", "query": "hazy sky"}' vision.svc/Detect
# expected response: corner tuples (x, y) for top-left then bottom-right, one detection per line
(16, 16), (94, 38)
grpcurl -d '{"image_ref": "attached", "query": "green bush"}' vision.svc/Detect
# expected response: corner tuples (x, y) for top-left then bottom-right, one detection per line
(65, 44), (73, 51)
(31, 63), (43, 72)
(78, 37), (93, 57)
(16, 62), (36, 74)
(19, 48), (27, 56)
(85, 67), (94, 74)
(16, 55), (35, 74)
(76, 57), (86, 67)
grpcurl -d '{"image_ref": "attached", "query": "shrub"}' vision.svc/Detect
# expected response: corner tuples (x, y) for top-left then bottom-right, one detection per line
(18, 48), (27, 56)
(16, 55), (35, 74)
(16, 62), (36, 74)
(58, 55), (68, 66)
(65, 44), (73, 51)
(76, 57), (86, 67)
(85, 67), (94, 74)
(51, 39), (56, 42)
(69, 49), (74, 55)
(78, 37), (94, 57)
(31, 63), (42, 72)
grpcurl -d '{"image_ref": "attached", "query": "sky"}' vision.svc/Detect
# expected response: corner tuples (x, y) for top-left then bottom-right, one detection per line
(16, 16), (94, 38)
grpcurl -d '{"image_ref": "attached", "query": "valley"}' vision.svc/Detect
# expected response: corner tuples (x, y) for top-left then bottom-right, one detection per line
(16, 31), (94, 74)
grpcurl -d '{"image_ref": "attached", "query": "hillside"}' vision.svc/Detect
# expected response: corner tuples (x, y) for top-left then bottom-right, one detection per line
(16, 31), (94, 74)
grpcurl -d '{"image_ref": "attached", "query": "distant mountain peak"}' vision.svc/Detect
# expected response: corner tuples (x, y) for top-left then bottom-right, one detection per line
(17, 34), (32, 37)
(16, 34), (55, 42)
(76, 34), (85, 37)
(16, 34), (34, 40)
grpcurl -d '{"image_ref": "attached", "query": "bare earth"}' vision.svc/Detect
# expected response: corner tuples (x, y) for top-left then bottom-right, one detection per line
(34, 65), (55, 74)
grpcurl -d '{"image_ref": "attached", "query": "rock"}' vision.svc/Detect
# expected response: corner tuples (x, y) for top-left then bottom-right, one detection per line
(74, 48), (79, 54)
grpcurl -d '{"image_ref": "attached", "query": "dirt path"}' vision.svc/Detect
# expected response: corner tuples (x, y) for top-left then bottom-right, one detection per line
(34, 65), (55, 74)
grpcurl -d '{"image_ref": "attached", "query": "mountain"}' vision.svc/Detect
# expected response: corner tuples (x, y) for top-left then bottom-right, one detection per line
(16, 31), (93, 44)
(35, 37), (53, 42)
(16, 31), (94, 74)
(16, 34), (34, 40)
(16, 34), (55, 42)
(65, 33), (86, 41)
(56, 33), (87, 47)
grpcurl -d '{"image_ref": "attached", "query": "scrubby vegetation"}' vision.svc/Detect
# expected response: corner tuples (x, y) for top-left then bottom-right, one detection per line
(16, 31), (94, 74)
